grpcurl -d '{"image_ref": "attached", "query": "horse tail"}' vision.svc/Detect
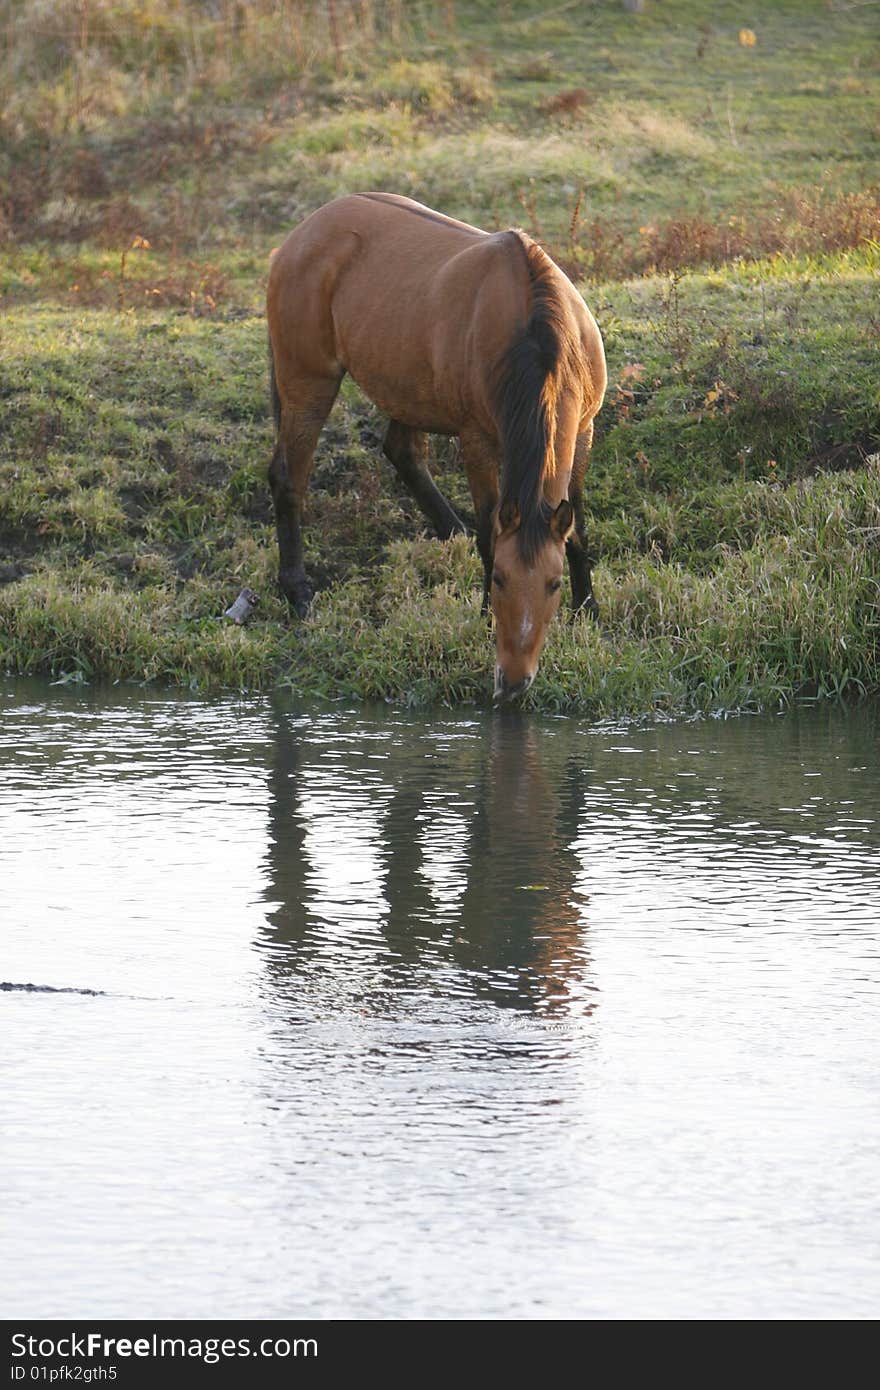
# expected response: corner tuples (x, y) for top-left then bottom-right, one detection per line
(494, 232), (571, 560)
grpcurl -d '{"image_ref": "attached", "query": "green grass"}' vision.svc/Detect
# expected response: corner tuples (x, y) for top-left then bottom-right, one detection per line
(1, 1), (878, 714)
(2, 0), (878, 295)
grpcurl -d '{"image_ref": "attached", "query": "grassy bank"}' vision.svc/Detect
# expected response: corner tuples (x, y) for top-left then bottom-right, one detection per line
(1, 1), (878, 714)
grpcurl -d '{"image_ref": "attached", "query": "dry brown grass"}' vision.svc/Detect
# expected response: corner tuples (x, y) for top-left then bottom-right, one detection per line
(545, 187), (880, 281)
(539, 87), (591, 117)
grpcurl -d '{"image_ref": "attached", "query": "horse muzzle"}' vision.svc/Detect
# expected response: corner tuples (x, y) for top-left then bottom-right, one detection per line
(493, 666), (535, 704)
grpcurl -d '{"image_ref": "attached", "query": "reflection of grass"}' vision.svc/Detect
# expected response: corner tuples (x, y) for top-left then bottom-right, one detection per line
(1, 1), (878, 711)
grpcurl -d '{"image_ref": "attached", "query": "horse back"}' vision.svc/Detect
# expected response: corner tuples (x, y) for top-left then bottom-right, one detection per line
(267, 193), (603, 438)
(268, 195), (539, 434)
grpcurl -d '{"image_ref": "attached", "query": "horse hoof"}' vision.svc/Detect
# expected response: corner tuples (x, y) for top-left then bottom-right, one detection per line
(571, 598), (599, 624)
(292, 584), (313, 618)
(280, 573), (312, 618)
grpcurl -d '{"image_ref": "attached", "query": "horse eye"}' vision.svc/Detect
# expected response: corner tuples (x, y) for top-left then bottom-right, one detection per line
(548, 577), (563, 593)
(492, 571), (505, 589)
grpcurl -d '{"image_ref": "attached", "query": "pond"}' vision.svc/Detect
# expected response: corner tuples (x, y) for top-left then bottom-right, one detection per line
(2, 677), (878, 1319)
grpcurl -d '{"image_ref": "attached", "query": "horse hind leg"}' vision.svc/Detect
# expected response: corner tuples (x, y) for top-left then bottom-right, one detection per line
(459, 426), (500, 616)
(269, 370), (343, 616)
(382, 420), (466, 540)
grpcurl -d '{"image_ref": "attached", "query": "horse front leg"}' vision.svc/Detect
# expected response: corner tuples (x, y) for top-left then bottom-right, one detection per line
(476, 498), (496, 616)
(566, 423), (599, 621)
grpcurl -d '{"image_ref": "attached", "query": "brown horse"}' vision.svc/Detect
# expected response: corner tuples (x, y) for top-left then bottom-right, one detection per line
(266, 192), (607, 700)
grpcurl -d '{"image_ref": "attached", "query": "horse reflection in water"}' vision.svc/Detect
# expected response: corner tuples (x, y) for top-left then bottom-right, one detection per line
(261, 706), (594, 1018)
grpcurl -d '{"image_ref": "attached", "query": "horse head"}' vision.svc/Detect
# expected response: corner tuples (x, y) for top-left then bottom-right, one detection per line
(490, 496), (574, 702)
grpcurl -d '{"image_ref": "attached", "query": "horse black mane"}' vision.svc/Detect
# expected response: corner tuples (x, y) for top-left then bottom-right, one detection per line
(493, 231), (579, 561)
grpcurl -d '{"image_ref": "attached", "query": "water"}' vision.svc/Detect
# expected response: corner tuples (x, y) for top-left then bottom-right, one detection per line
(2, 676), (878, 1319)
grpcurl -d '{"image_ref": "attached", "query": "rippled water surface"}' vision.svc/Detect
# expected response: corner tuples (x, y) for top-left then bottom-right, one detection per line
(2, 677), (879, 1319)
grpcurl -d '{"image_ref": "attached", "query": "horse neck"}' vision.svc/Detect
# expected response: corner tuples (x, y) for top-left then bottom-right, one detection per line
(494, 237), (585, 524)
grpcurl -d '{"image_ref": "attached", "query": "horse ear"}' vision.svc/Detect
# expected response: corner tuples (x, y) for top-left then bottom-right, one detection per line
(550, 498), (574, 542)
(497, 498), (521, 533)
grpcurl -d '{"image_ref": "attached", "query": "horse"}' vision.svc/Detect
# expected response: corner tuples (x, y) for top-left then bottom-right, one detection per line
(266, 192), (607, 701)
